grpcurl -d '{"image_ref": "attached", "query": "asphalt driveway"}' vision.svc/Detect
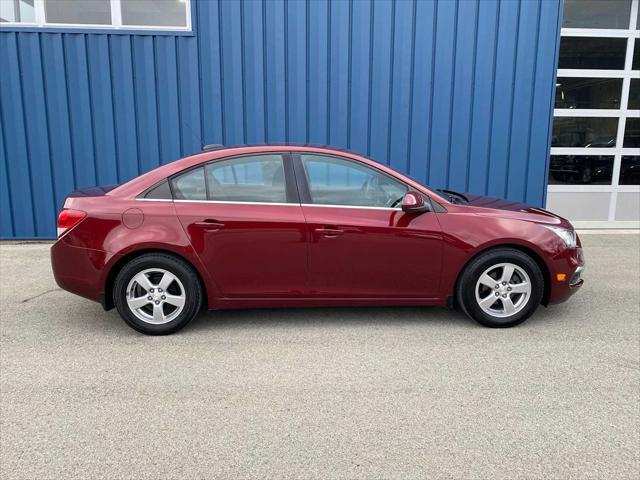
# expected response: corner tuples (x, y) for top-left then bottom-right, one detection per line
(1, 234), (638, 479)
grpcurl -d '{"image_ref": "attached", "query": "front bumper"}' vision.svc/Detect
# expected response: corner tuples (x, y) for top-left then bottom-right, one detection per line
(569, 265), (585, 287)
(547, 246), (585, 304)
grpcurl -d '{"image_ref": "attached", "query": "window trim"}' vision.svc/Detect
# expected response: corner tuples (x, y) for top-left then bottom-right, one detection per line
(0, 0), (194, 34)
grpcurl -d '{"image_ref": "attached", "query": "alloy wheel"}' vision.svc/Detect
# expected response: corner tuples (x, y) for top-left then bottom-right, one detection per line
(474, 262), (532, 318)
(125, 268), (186, 324)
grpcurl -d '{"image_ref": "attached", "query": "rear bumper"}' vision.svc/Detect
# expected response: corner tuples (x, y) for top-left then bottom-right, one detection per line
(547, 246), (585, 304)
(50, 239), (116, 304)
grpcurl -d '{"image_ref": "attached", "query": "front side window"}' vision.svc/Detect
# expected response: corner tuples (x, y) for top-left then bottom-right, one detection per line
(0, 0), (191, 30)
(301, 155), (407, 208)
(205, 155), (287, 203)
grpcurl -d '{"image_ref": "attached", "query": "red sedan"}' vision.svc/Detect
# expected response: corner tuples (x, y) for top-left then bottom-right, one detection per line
(51, 145), (584, 335)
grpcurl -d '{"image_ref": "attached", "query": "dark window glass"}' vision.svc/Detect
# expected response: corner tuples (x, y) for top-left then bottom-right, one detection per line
(634, 39), (639, 69)
(45, 0), (111, 25)
(549, 155), (614, 185)
(144, 180), (172, 200)
(558, 38), (627, 70)
(555, 78), (622, 109)
(552, 117), (618, 147)
(205, 155), (287, 203)
(623, 118), (640, 148)
(562, 0), (631, 29)
(620, 156), (640, 185)
(301, 155), (407, 208)
(171, 167), (206, 201)
(629, 79), (640, 110)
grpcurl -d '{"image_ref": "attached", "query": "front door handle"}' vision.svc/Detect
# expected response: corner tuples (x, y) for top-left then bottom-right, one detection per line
(315, 226), (344, 237)
(194, 219), (225, 232)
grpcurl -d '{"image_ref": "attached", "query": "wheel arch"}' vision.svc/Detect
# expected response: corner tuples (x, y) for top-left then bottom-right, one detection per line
(102, 248), (209, 311)
(453, 243), (551, 308)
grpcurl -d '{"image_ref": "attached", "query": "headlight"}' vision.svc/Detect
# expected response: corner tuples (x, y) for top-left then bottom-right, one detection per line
(543, 226), (577, 248)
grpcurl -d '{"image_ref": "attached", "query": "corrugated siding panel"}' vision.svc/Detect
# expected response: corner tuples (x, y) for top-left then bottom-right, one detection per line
(0, 0), (561, 239)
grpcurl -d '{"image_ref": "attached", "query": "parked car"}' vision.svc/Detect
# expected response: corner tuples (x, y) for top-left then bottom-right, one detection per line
(51, 145), (585, 335)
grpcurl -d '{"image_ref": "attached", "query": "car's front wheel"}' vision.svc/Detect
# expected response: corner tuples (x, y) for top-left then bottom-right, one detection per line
(456, 248), (544, 328)
(113, 253), (203, 335)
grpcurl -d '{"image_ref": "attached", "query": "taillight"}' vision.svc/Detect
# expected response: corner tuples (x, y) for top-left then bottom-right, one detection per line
(57, 209), (86, 238)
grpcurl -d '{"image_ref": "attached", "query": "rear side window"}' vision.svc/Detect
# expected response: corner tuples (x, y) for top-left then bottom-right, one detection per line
(144, 180), (172, 199)
(205, 155), (287, 203)
(171, 167), (206, 201)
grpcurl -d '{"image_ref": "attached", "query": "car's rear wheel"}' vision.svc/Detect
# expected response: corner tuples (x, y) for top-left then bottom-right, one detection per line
(113, 253), (202, 335)
(456, 248), (544, 328)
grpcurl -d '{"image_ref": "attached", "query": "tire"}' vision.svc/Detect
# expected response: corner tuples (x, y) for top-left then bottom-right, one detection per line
(456, 248), (544, 328)
(113, 253), (203, 335)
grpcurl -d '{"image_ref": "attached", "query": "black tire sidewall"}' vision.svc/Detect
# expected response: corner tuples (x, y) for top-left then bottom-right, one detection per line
(457, 248), (544, 328)
(113, 254), (202, 335)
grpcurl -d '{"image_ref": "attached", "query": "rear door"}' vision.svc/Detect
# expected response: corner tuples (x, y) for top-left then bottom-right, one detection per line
(294, 153), (443, 298)
(173, 153), (307, 298)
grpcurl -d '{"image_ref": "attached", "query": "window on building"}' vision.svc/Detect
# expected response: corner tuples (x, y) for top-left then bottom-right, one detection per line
(0, 0), (191, 30)
(555, 78), (623, 109)
(563, 0), (632, 29)
(623, 118), (640, 148)
(548, 156), (614, 185)
(629, 79), (640, 110)
(548, 0), (640, 224)
(45, 0), (111, 25)
(0, 0), (35, 23)
(558, 37), (627, 70)
(552, 118), (618, 148)
(620, 156), (640, 184)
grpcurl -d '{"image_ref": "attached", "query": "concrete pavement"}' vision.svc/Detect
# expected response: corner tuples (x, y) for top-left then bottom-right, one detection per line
(0, 234), (638, 479)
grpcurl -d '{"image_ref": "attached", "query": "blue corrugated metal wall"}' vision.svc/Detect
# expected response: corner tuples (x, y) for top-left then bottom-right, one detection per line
(0, 0), (562, 239)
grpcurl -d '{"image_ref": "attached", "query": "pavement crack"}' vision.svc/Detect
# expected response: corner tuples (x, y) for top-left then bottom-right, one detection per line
(21, 288), (61, 303)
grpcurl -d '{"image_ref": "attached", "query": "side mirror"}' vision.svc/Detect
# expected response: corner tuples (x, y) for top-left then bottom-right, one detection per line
(401, 191), (430, 214)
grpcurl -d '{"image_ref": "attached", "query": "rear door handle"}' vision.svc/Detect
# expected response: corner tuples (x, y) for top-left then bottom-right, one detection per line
(194, 219), (225, 232)
(315, 226), (344, 237)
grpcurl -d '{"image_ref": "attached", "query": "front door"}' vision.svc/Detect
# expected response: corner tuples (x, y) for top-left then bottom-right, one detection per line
(173, 153), (307, 298)
(295, 153), (443, 298)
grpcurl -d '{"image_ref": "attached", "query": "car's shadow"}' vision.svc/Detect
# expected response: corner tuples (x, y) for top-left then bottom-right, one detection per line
(186, 305), (471, 333)
(72, 299), (570, 337)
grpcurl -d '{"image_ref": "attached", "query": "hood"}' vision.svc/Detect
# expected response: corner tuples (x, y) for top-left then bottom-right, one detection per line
(463, 193), (533, 212)
(440, 190), (568, 226)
